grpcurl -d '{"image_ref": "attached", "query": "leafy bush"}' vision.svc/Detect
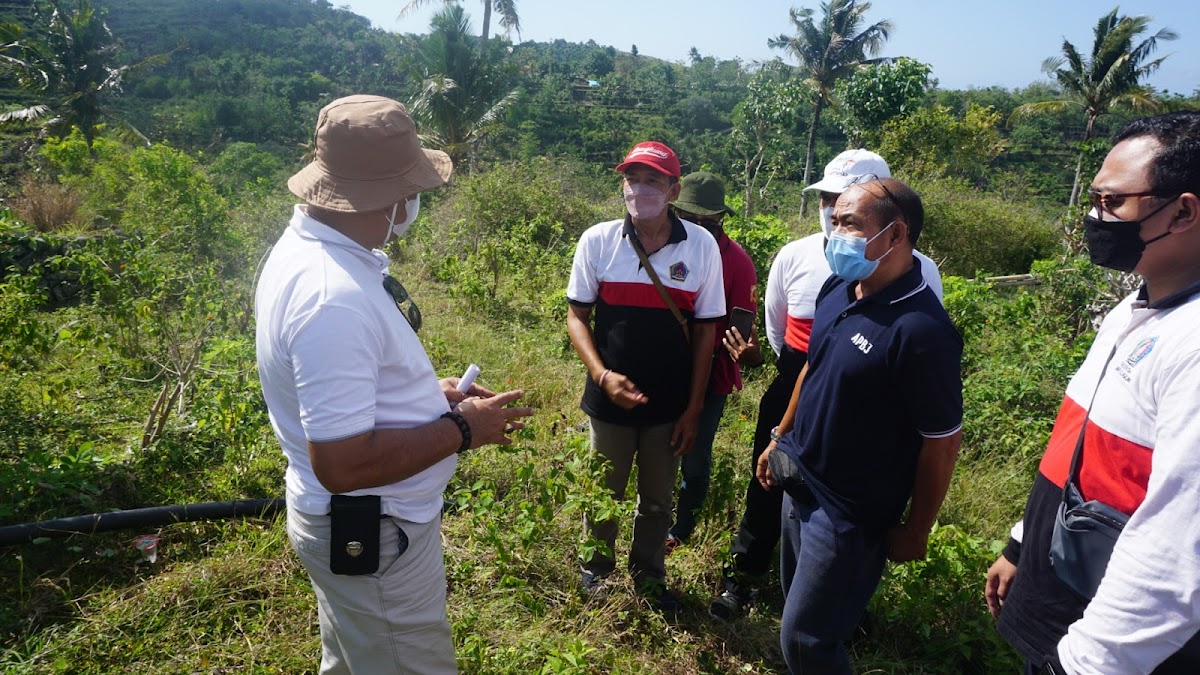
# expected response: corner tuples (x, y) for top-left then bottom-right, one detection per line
(123, 144), (235, 264)
(941, 255), (1104, 536)
(879, 103), (1005, 186)
(0, 269), (54, 366)
(946, 256), (1098, 464)
(835, 57), (934, 147)
(40, 132), (239, 268)
(203, 141), (288, 200)
(911, 174), (1061, 276)
(39, 129), (126, 179)
(418, 158), (614, 322)
(866, 525), (1021, 672)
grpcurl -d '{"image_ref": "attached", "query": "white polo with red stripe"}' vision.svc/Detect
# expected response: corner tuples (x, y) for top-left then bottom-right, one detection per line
(1053, 285), (1200, 673)
(996, 281), (1200, 673)
(567, 215), (725, 426)
(764, 232), (943, 357)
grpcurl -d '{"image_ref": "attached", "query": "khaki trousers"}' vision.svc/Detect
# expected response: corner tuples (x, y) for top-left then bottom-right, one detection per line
(583, 417), (679, 583)
(287, 507), (456, 674)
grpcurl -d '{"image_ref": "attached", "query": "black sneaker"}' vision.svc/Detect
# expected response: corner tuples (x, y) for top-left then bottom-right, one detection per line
(637, 579), (681, 615)
(649, 586), (681, 614)
(581, 570), (608, 596)
(709, 587), (755, 622)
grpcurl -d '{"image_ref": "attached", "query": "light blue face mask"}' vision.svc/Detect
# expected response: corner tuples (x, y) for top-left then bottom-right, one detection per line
(824, 221), (895, 281)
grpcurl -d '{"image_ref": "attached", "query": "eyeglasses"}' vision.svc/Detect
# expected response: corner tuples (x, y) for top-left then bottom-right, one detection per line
(382, 275), (422, 333)
(1086, 188), (1178, 215)
(673, 208), (724, 229)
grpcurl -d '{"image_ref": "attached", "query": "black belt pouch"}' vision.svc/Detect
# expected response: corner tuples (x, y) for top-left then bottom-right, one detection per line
(329, 494), (382, 575)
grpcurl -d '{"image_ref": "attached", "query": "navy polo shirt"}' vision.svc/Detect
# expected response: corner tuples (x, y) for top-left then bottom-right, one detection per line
(777, 256), (963, 531)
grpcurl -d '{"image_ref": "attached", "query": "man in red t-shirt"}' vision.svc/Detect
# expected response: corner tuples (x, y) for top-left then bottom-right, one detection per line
(666, 172), (761, 549)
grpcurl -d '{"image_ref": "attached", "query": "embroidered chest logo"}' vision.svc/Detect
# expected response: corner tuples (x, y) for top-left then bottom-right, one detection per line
(1115, 336), (1157, 382)
(850, 332), (873, 354)
(1126, 337), (1157, 366)
(669, 261), (689, 282)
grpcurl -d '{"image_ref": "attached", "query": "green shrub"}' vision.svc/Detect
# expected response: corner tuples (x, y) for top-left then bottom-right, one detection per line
(880, 103), (1005, 187)
(124, 144), (234, 263)
(41, 132), (238, 268)
(417, 158), (614, 323)
(949, 256), (1098, 462)
(866, 525), (1021, 673)
(39, 128), (125, 180)
(911, 174), (1061, 276)
(203, 142), (288, 201)
(0, 270), (54, 367)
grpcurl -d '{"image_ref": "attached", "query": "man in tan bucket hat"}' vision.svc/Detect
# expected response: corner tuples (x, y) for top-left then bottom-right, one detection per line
(256, 95), (532, 674)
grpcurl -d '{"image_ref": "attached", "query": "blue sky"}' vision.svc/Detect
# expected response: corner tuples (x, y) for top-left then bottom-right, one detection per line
(339, 0), (1198, 94)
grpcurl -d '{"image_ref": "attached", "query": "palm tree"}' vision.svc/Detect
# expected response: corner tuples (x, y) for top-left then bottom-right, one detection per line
(399, 0), (520, 58)
(1011, 8), (1176, 207)
(768, 0), (891, 216)
(0, 0), (162, 149)
(408, 4), (516, 171)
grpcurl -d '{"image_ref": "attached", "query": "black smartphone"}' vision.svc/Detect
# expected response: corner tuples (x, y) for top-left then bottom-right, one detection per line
(729, 306), (754, 340)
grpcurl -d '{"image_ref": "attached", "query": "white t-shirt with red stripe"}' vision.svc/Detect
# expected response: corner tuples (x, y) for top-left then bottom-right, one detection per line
(764, 232), (944, 356)
(567, 216), (725, 425)
(1035, 286), (1200, 673)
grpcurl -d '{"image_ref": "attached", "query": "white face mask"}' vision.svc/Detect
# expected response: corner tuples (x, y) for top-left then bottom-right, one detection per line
(819, 205), (835, 237)
(384, 194), (421, 242)
(623, 182), (669, 220)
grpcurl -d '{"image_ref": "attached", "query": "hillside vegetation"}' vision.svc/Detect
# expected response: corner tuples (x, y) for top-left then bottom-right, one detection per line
(0, 0), (1194, 672)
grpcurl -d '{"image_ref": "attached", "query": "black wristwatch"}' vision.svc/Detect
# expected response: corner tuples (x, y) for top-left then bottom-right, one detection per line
(441, 411), (471, 454)
(770, 426), (784, 443)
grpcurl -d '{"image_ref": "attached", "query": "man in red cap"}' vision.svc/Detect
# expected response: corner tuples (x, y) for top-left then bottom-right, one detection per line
(566, 141), (726, 611)
(257, 95), (532, 673)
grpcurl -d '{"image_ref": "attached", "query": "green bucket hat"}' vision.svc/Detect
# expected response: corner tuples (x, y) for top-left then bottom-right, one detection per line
(673, 172), (735, 216)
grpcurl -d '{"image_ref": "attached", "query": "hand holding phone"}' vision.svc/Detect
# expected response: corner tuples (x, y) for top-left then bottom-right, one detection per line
(728, 306), (754, 340)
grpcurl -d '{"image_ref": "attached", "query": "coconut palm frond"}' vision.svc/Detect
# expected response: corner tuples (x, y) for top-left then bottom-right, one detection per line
(0, 104), (52, 123)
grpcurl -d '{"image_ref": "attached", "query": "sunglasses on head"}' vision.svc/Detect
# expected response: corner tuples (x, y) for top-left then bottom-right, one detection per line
(847, 173), (905, 223)
(382, 275), (422, 333)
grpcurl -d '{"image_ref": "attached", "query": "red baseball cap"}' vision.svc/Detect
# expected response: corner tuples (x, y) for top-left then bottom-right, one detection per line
(615, 141), (681, 178)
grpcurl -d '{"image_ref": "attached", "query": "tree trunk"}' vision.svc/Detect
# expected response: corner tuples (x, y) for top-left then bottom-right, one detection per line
(1068, 113), (1097, 208)
(480, 1), (491, 58)
(798, 100), (825, 219)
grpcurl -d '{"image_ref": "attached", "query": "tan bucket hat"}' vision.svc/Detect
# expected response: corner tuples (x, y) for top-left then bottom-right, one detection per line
(288, 95), (453, 213)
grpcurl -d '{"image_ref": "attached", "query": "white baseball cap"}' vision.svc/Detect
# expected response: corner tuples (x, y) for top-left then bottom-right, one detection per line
(803, 149), (891, 194)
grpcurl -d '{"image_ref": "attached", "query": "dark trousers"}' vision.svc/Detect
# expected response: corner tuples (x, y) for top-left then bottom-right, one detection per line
(725, 347), (807, 583)
(780, 490), (888, 675)
(670, 391), (728, 541)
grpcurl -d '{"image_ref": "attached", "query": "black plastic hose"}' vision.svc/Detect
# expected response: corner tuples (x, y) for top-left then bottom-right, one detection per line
(0, 498), (286, 546)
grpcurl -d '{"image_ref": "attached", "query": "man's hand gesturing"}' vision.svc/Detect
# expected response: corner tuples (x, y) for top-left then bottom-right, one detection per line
(601, 371), (648, 410)
(455, 390), (534, 448)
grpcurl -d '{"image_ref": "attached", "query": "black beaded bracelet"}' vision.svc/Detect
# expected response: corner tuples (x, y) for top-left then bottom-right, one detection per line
(441, 410), (472, 454)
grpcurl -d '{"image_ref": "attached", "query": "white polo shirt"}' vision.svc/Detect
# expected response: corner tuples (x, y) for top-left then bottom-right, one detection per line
(255, 205), (454, 522)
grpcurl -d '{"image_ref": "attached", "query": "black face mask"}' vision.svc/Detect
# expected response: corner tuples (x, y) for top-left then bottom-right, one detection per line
(1082, 197), (1178, 272)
